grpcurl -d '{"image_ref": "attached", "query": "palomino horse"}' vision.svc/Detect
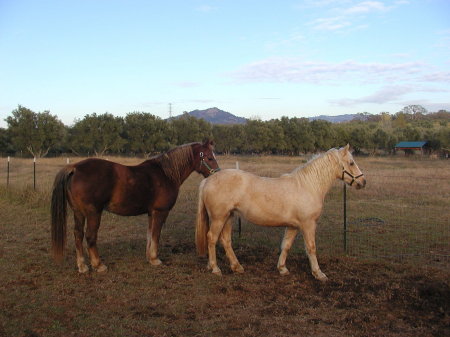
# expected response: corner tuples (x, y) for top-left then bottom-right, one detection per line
(51, 139), (220, 273)
(196, 144), (365, 281)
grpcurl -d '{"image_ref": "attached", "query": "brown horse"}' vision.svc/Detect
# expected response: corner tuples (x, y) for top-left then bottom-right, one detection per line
(51, 139), (220, 273)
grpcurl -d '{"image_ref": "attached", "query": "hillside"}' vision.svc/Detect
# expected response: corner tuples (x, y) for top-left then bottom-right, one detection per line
(175, 107), (247, 124)
(174, 108), (367, 124)
(308, 114), (369, 123)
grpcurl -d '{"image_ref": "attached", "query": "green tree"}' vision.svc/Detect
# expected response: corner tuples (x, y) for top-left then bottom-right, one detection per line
(123, 112), (169, 155)
(280, 117), (314, 154)
(371, 128), (389, 154)
(0, 128), (14, 154)
(266, 119), (287, 154)
(402, 125), (421, 141)
(400, 105), (428, 120)
(5, 105), (65, 157)
(333, 123), (351, 148)
(310, 120), (335, 151)
(212, 124), (245, 154)
(69, 113), (125, 156)
(243, 119), (272, 153)
(348, 123), (371, 154)
(171, 114), (213, 145)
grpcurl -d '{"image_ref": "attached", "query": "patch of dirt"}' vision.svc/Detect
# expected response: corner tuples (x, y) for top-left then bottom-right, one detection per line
(1, 242), (449, 337)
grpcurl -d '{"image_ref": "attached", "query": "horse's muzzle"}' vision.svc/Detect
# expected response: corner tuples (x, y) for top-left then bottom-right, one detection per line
(355, 177), (366, 189)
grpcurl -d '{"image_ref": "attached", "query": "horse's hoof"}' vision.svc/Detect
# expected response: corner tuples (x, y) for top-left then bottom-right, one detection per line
(314, 271), (328, 282)
(279, 267), (290, 276)
(232, 264), (244, 274)
(96, 264), (108, 273)
(78, 264), (89, 273)
(212, 268), (222, 276)
(150, 258), (163, 266)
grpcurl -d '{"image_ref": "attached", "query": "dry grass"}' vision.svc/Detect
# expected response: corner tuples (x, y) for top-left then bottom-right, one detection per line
(0, 154), (449, 337)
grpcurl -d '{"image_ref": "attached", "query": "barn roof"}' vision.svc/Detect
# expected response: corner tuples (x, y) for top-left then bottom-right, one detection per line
(395, 141), (427, 148)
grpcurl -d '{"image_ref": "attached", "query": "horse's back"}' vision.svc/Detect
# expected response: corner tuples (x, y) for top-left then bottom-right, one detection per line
(69, 158), (174, 215)
(202, 168), (308, 227)
(203, 169), (248, 194)
(70, 158), (150, 214)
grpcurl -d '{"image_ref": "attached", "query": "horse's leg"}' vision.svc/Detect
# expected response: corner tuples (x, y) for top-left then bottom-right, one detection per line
(219, 216), (244, 273)
(277, 227), (298, 276)
(85, 212), (107, 272)
(302, 222), (328, 282)
(147, 210), (169, 266)
(73, 211), (88, 273)
(207, 217), (227, 276)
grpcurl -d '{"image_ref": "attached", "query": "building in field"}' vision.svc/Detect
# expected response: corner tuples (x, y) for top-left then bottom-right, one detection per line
(394, 141), (430, 156)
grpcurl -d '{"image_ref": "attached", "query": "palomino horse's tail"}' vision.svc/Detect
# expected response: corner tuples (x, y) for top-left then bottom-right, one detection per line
(51, 166), (74, 262)
(195, 179), (209, 256)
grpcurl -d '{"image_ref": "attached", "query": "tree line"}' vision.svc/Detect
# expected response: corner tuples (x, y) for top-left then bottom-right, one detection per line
(1, 105), (449, 157)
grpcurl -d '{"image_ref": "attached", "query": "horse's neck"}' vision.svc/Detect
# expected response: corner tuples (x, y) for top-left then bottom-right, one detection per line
(163, 152), (195, 187)
(143, 151), (195, 187)
(176, 164), (196, 186)
(295, 154), (339, 198)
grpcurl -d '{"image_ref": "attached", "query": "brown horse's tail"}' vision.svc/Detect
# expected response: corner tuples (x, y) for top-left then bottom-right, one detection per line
(195, 179), (210, 256)
(51, 166), (74, 262)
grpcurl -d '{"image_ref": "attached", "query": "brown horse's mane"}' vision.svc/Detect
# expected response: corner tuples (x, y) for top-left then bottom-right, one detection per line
(149, 143), (195, 185)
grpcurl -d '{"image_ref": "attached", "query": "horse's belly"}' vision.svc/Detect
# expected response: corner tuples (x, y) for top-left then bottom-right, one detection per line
(106, 201), (148, 216)
(240, 205), (293, 227)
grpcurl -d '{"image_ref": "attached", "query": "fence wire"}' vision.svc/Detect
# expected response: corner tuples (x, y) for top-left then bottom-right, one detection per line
(1, 156), (449, 271)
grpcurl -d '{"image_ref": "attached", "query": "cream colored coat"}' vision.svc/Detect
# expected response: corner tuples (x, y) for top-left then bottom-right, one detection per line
(196, 145), (366, 282)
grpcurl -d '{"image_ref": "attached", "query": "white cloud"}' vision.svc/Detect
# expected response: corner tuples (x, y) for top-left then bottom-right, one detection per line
(172, 81), (200, 88)
(298, 0), (353, 8)
(307, 0), (408, 31)
(343, 1), (388, 15)
(330, 85), (413, 106)
(329, 84), (450, 107)
(231, 57), (425, 84)
(420, 72), (450, 83)
(309, 17), (352, 31)
(266, 32), (305, 49)
(196, 5), (216, 13)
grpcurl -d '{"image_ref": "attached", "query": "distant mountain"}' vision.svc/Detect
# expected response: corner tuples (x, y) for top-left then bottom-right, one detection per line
(308, 114), (368, 123)
(172, 108), (367, 124)
(173, 107), (247, 125)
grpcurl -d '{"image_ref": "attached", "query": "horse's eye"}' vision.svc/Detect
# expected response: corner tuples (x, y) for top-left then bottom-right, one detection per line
(350, 162), (354, 166)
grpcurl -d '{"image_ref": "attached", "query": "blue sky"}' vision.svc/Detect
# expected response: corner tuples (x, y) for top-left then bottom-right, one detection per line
(1, 0), (449, 127)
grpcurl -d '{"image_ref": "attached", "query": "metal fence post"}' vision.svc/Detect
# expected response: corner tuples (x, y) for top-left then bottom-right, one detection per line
(343, 182), (347, 253)
(33, 157), (36, 190)
(236, 161), (242, 237)
(7, 156), (10, 188)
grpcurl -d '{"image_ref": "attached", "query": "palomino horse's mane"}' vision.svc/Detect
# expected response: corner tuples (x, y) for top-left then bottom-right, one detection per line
(152, 144), (195, 185)
(292, 148), (340, 193)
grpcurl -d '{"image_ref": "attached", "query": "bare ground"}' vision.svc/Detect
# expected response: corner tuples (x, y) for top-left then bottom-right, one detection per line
(0, 155), (449, 337)
(1, 233), (449, 337)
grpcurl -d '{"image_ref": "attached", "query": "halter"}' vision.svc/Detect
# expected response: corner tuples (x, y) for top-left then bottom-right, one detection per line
(341, 168), (364, 186)
(200, 152), (221, 175)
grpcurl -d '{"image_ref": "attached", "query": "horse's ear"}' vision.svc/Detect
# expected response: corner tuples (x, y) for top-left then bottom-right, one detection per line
(203, 138), (215, 149)
(339, 144), (350, 155)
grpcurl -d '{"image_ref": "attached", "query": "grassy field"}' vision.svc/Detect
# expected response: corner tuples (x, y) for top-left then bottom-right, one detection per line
(0, 154), (449, 337)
